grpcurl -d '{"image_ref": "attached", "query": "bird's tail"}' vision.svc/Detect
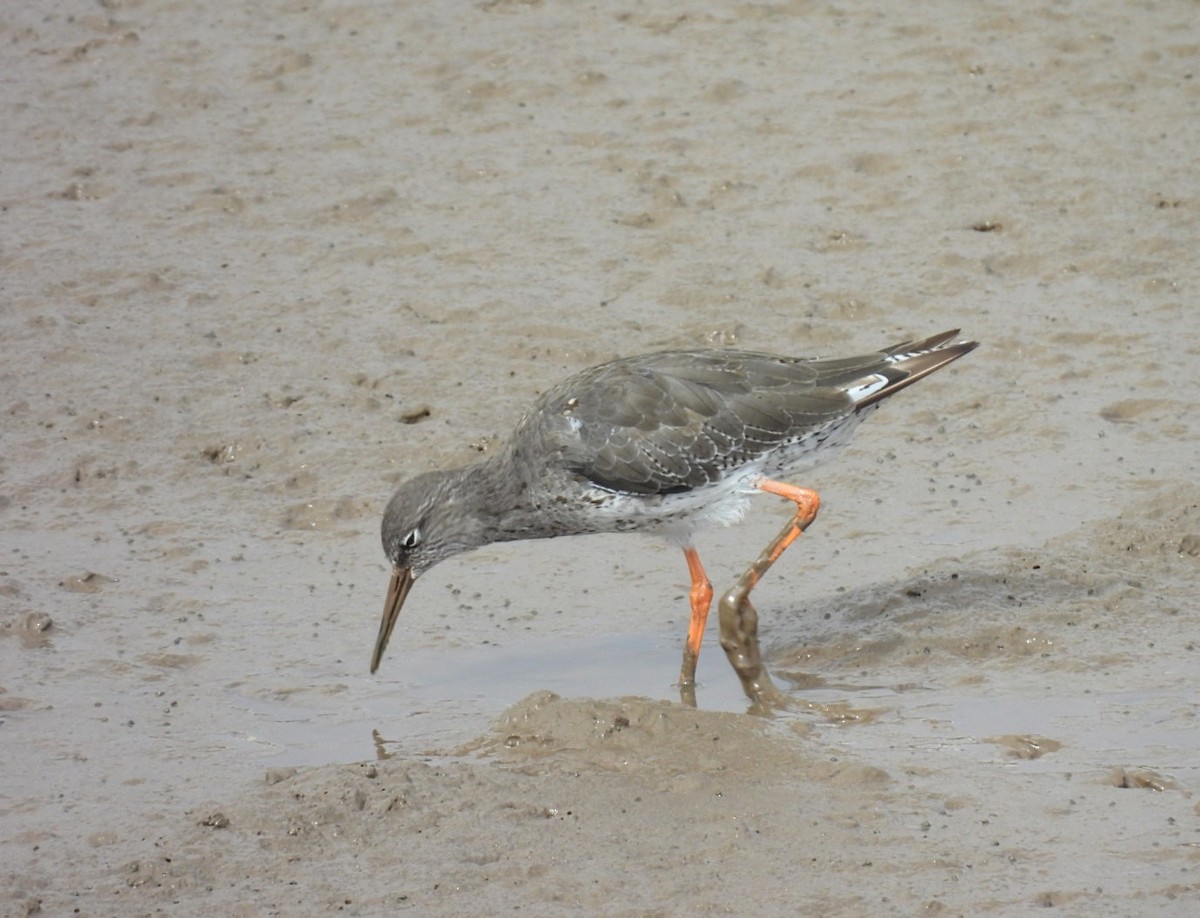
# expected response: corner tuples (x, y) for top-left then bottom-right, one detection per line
(826, 329), (979, 409)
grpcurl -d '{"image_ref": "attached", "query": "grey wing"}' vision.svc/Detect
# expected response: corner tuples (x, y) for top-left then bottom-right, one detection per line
(522, 350), (855, 496)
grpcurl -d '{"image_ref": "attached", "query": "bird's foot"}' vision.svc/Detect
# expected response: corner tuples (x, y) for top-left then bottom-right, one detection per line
(718, 589), (793, 716)
(677, 681), (698, 709)
(741, 671), (792, 717)
(676, 649), (700, 708)
(676, 662), (786, 713)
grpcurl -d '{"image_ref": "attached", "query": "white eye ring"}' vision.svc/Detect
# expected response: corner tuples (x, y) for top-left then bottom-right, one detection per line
(401, 528), (422, 549)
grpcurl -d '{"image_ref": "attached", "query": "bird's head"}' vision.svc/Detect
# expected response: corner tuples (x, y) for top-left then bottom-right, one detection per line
(380, 469), (476, 576)
(371, 468), (486, 674)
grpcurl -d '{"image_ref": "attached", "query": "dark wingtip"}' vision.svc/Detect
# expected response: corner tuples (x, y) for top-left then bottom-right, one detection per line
(855, 331), (978, 409)
(885, 328), (975, 356)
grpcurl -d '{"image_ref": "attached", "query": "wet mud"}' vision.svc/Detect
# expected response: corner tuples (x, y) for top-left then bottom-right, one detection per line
(3, 0), (1199, 915)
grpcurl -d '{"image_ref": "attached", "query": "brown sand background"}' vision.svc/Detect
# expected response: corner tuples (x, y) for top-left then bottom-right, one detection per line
(3, 0), (1199, 914)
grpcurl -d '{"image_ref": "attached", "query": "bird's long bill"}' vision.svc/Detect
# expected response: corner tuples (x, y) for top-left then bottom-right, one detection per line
(370, 565), (414, 674)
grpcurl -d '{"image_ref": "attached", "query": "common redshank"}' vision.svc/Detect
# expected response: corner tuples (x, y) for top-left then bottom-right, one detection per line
(371, 330), (976, 709)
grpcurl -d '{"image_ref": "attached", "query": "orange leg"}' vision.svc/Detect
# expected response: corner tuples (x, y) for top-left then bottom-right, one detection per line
(677, 545), (714, 704)
(755, 480), (820, 565)
(719, 480), (821, 713)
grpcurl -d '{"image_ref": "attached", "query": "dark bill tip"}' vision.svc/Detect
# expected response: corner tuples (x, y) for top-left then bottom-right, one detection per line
(370, 565), (414, 674)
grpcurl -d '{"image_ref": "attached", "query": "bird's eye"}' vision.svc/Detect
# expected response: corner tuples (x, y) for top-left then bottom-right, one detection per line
(401, 528), (422, 549)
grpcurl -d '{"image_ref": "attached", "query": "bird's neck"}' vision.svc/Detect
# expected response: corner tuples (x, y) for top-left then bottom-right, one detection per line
(456, 449), (546, 544)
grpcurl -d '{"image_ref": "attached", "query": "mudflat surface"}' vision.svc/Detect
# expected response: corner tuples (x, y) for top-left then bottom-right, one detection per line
(3, 1), (1198, 915)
